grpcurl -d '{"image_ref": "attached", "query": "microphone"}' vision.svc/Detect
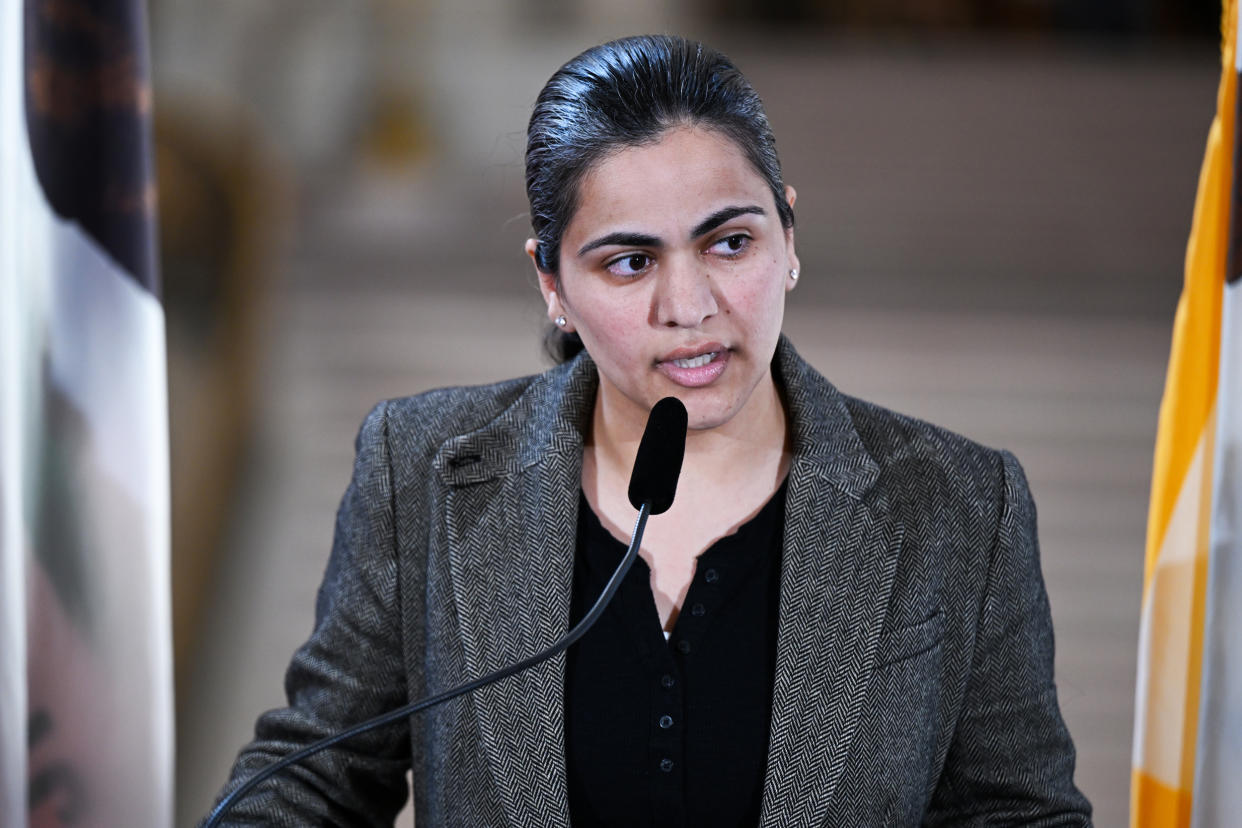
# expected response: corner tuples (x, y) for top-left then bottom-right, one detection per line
(628, 396), (687, 515)
(205, 396), (689, 826)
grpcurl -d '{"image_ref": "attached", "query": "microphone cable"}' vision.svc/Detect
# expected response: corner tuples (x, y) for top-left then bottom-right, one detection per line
(204, 502), (651, 827)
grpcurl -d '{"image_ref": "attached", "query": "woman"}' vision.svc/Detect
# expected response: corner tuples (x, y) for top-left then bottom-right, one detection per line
(213, 35), (1091, 826)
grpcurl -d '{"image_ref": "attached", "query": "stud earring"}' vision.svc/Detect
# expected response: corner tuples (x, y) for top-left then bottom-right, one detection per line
(555, 315), (568, 327)
(789, 268), (799, 281)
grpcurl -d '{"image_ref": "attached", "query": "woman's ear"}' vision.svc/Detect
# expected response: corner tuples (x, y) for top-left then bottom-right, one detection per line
(783, 186), (800, 291)
(526, 238), (572, 329)
(527, 238), (554, 302)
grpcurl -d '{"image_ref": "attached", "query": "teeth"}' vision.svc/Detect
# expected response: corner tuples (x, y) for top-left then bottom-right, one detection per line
(672, 352), (716, 369)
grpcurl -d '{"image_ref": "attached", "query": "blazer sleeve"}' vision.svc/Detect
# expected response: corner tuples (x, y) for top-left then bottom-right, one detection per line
(925, 450), (1093, 827)
(204, 401), (412, 826)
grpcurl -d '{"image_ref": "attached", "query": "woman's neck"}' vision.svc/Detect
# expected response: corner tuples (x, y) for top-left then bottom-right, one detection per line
(586, 370), (791, 507)
(582, 370), (792, 631)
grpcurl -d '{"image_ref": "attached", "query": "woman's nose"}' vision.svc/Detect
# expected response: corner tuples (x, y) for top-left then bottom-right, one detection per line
(654, 259), (718, 328)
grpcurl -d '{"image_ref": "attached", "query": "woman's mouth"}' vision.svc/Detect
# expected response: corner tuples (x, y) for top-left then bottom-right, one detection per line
(672, 353), (716, 369)
(657, 347), (729, 387)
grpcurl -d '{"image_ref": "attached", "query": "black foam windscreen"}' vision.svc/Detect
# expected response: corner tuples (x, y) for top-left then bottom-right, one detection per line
(627, 397), (688, 515)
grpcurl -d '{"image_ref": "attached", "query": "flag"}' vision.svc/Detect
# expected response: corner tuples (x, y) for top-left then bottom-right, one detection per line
(0, 0), (172, 824)
(1131, 1), (1242, 825)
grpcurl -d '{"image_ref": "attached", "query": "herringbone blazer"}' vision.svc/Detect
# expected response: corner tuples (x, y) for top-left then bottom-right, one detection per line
(214, 337), (1091, 827)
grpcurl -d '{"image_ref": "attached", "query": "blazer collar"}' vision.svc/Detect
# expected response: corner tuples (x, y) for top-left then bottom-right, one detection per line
(432, 335), (880, 496)
(432, 354), (598, 488)
(773, 334), (880, 500)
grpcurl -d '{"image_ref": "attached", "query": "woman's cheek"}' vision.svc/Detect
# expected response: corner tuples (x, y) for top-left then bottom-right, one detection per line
(594, 310), (644, 363)
(731, 272), (784, 329)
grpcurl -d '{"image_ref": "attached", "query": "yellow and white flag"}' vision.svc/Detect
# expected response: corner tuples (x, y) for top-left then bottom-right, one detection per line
(1132, 2), (1242, 825)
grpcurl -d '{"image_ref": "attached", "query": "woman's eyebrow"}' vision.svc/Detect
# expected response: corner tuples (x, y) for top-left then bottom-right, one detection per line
(577, 231), (662, 257)
(575, 204), (765, 257)
(690, 205), (766, 240)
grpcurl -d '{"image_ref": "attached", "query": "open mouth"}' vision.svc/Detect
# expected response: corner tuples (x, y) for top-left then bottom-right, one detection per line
(670, 352), (718, 369)
(657, 346), (730, 388)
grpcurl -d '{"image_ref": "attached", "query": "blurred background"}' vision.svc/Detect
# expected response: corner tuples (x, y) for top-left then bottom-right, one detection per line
(159, 0), (1218, 824)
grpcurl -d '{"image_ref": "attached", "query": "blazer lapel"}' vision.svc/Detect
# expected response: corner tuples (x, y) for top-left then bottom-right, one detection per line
(760, 340), (906, 825)
(433, 361), (596, 828)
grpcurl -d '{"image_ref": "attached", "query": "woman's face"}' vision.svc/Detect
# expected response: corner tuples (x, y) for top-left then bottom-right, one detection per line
(531, 126), (799, 432)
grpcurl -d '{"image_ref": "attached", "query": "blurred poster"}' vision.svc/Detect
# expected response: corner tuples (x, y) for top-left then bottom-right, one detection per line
(1132, 1), (1242, 826)
(1, 0), (172, 825)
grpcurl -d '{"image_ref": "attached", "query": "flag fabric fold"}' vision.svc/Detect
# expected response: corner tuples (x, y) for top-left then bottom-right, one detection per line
(1132, 2), (1242, 825)
(1, 0), (172, 824)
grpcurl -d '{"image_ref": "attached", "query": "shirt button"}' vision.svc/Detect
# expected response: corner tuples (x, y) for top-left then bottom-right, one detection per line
(704, 568), (719, 584)
(690, 602), (706, 617)
(659, 715), (674, 729)
(660, 674), (676, 689)
(659, 758), (674, 772)
(676, 639), (691, 654)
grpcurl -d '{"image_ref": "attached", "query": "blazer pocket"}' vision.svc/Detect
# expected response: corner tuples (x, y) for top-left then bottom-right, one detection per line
(875, 609), (945, 668)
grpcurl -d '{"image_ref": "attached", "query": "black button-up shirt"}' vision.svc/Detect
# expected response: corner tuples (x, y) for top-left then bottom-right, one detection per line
(565, 481), (787, 827)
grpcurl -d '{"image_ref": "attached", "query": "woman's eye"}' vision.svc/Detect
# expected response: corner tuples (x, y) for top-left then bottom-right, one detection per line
(605, 253), (652, 277)
(709, 234), (751, 256)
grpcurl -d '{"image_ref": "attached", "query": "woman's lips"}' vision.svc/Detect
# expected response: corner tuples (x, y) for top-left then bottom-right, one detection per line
(656, 348), (729, 387)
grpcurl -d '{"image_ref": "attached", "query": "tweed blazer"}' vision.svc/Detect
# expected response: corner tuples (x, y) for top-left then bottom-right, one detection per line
(215, 337), (1091, 827)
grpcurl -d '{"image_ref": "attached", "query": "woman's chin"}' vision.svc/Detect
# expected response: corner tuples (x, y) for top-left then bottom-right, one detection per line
(680, 395), (746, 432)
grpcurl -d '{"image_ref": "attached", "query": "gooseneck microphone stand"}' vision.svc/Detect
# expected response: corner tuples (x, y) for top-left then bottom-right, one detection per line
(205, 503), (651, 827)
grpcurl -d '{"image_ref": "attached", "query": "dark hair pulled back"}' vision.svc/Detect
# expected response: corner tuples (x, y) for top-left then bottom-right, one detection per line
(526, 35), (794, 363)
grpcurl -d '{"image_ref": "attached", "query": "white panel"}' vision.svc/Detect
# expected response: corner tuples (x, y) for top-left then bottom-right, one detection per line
(1133, 426), (1212, 789)
(1192, 277), (1242, 827)
(0, 0), (29, 820)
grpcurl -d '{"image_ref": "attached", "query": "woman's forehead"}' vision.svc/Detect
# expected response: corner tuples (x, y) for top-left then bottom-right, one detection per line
(567, 127), (774, 240)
